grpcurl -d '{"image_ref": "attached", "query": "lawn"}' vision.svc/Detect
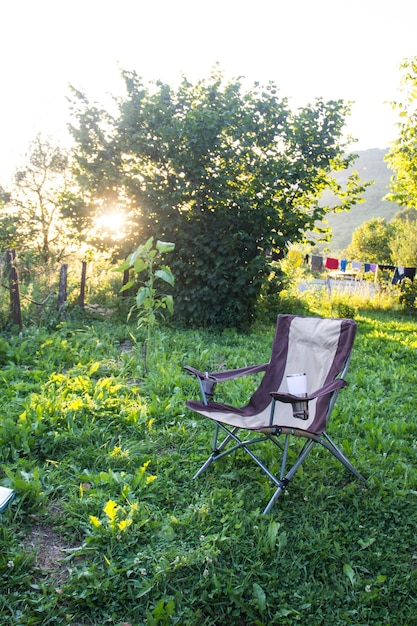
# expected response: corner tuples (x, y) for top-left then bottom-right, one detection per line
(0, 310), (416, 625)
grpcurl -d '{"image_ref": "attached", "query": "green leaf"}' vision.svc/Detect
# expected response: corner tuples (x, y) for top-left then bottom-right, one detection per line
(278, 530), (287, 551)
(144, 236), (154, 251)
(164, 294), (174, 314)
(136, 286), (151, 306)
(135, 581), (155, 598)
(129, 246), (144, 266)
(132, 258), (147, 274)
(358, 537), (376, 549)
(343, 563), (356, 586)
(120, 279), (136, 293)
(376, 575), (387, 584)
(114, 259), (131, 272)
(252, 582), (266, 612)
(267, 520), (280, 550)
(275, 608), (300, 618)
(155, 268), (174, 285)
(156, 240), (175, 253)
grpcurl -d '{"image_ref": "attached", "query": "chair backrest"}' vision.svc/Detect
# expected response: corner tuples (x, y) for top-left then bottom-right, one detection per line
(246, 314), (357, 433)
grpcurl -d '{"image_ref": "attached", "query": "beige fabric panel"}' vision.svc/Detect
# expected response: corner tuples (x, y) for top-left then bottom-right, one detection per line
(271, 316), (342, 429)
(194, 405), (272, 429)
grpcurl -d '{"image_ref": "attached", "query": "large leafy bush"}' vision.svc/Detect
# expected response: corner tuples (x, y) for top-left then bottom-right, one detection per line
(69, 70), (365, 328)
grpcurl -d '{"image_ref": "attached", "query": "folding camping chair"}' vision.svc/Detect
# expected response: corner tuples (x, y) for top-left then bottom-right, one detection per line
(185, 314), (366, 514)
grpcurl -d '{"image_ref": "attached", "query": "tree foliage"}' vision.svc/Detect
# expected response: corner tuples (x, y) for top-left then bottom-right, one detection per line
(0, 135), (79, 264)
(0, 185), (19, 251)
(389, 212), (417, 266)
(386, 57), (417, 209)
(344, 217), (392, 264)
(344, 208), (417, 266)
(69, 69), (365, 328)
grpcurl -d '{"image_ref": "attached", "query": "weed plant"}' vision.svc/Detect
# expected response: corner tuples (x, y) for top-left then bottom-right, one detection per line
(0, 309), (416, 625)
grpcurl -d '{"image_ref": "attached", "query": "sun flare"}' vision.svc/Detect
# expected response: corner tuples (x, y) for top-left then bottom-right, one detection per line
(95, 212), (126, 240)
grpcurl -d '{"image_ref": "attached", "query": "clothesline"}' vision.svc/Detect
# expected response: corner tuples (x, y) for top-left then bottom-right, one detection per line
(309, 255), (416, 283)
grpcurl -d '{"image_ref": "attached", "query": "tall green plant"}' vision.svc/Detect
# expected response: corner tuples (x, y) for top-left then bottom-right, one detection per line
(117, 237), (175, 372)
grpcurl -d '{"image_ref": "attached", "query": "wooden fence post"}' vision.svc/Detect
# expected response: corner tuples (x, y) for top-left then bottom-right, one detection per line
(79, 261), (87, 309)
(122, 268), (130, 297)
(57, 263), (68, 319)
(5, 249), (22, 330)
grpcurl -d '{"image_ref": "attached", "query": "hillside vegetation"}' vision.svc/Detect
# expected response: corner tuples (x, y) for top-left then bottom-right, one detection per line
(323, 149), (400, 254)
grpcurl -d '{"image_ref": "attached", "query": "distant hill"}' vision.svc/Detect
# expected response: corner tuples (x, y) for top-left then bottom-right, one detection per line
(321, 148), (400, 254)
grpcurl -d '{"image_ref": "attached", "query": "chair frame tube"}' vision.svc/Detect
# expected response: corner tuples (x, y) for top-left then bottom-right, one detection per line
(193, 365), (366, 513)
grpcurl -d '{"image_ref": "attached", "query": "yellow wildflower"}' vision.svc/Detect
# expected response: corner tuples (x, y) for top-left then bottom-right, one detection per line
(89, 515), (102, 528)
(117, 518), (133, 531)
(103, 500), (118, 524)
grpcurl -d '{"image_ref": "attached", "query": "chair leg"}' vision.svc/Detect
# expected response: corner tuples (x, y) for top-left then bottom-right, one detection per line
(263, 433), (366, 513)
(193, 453), (218, 479)
(194, 423), (281, 483)
(263, 483), (286, 514)
(194, 425), (366, 514)
(193, 422), (221, 478)
(217, 426), (286, 487)
(321, 433), (367, 484)
(263, 436), (317, 513)
(193, 423), (248, 479)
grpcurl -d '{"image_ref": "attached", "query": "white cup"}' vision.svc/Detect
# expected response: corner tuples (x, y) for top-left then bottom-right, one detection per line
(286, 373), (308, 420)
(286, 373), (307, 396)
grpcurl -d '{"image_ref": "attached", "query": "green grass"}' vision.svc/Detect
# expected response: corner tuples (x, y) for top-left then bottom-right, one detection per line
(0, 310), (417, 625)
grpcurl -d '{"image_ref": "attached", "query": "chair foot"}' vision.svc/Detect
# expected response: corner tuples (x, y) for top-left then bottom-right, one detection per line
(193, 452), (218, 479)
(262, 480), (288, 514)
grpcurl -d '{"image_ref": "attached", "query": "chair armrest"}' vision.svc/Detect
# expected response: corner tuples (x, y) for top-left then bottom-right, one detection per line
(184, 362), (269, 405)
(270, 378), (348, 403)
(184, 362), (268, 383)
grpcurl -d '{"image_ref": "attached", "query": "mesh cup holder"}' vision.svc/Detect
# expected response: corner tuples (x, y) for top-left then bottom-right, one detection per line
(202, 377), (217, 400)
(291, 397), (309, 420)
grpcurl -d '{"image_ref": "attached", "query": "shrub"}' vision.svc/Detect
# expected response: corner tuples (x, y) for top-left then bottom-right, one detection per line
(334, 300), (357, 319)
(399, 277), (417, 311)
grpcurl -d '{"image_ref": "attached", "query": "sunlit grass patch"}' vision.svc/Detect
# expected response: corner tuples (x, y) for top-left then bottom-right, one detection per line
(0, 311), (416, 624)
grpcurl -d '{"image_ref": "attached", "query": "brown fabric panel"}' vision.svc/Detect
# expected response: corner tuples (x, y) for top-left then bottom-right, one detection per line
(310, 318), (356, 433)
(243, 314), (292, 414)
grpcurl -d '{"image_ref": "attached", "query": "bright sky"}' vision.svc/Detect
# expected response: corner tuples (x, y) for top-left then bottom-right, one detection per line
(1, 0), (416, 185)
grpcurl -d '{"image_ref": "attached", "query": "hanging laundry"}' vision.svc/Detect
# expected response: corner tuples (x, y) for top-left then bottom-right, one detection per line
(392, 266), (405, 284)
(404, 267), (416, 282)
(311, 255), (324, 271)
(351, 261), (362, 271)
(271, 250), (285, 261)
(340, 259), (348, 272)
(325, 257), (339, 270)
(369, 263), (378, 272)
(391, 269), (400, 284)
(364, 263), (371, 272)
